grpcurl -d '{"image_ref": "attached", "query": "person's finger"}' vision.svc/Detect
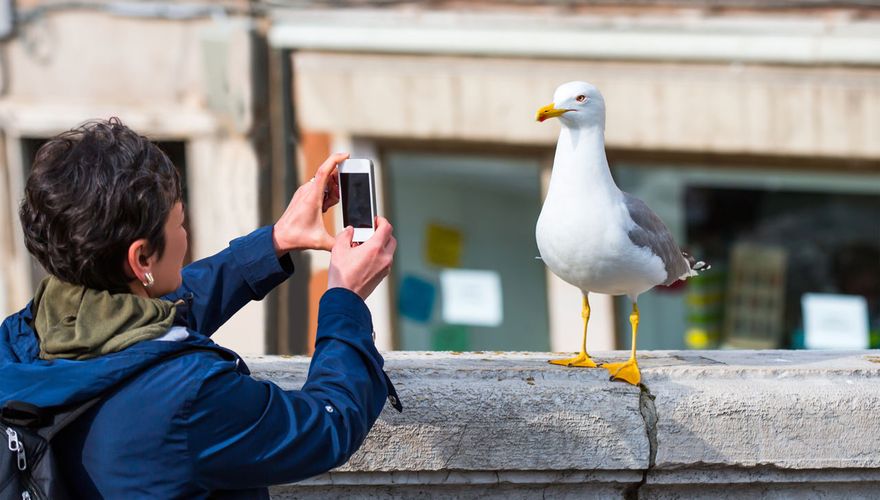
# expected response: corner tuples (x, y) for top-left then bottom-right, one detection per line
(384, 235), (398, 255)
(377, 217), (396, 251)
(322, 177), (340, 212)
(376, 217), (393, 244)
(366, 217), (393, 248)
(373, 216), (392, 231)
(313, 152), (349, 199)
(322, 199), (336, 213)
(327, 172), (340, 200)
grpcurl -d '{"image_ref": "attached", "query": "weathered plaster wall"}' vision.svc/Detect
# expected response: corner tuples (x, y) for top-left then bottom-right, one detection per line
(292, 52), (880, 160)
(0, 11), (268, 353)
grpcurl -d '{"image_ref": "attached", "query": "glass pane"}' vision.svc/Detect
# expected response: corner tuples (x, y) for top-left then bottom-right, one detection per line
(686, 186), (880, 349)
(386, 152), (550, 351)
(614, 163), (880, 350)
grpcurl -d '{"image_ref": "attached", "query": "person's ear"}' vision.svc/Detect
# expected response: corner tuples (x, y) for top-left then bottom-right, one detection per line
(126, 238), (156, 288)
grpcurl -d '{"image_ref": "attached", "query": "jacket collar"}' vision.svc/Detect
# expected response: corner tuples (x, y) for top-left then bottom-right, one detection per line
(0, 303), (242, 409)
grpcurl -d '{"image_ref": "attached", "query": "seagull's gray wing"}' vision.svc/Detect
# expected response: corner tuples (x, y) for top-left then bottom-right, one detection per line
(623, 192), (689, 285)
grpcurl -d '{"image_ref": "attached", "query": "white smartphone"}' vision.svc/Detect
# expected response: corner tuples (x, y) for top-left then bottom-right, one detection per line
(337, 159), (378, 242)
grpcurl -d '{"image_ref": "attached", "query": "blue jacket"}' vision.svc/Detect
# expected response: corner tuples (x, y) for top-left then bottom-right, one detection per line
(0, 226), (400, 499)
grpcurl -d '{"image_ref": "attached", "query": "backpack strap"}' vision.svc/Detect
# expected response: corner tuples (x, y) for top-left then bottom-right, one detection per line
(2, 344), (236, 441)
(1, 401), (52, 428)
(39, 397), (104, 441)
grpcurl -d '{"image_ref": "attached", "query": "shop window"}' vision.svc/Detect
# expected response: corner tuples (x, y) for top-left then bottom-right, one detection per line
(612, 163), (880, 350)
(385, 151), (550, 351)
(685, 187), (880, 349)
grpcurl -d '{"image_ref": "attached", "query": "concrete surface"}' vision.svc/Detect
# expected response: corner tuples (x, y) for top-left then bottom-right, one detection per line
(246, 350), (880, 498)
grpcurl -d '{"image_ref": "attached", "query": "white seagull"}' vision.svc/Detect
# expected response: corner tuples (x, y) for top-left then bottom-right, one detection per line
(535, 81), (707, 385)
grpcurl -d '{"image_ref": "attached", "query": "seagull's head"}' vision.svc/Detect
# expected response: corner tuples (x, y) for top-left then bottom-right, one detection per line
(536, 81), (605, 129)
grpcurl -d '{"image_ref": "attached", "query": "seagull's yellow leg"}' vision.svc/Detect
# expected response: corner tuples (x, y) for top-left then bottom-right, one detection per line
(601, 303), (642, 385)
(549, 295), (597, 368)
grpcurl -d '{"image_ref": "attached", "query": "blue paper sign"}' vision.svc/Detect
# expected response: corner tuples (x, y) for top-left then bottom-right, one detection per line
(398, 275), (436, 323)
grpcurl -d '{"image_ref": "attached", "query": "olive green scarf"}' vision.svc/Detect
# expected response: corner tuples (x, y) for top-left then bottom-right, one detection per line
(33, 276), (177, 361)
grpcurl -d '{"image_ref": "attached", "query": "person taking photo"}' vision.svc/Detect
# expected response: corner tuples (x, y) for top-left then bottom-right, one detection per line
(0, 118), (399, 498)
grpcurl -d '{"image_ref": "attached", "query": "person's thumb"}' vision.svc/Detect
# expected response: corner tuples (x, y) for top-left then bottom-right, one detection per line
(314, 152), (347, 196)
(333, 226), (355, 251)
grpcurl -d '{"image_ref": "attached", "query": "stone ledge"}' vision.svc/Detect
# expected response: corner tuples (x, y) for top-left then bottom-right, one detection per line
(247, 350), (880, 498)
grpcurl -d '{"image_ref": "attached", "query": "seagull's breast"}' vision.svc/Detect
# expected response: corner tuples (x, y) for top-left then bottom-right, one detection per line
(536, 194), (665, 296)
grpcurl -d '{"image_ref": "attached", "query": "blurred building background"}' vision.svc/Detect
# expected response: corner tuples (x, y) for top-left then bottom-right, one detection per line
(0, 0), (877, 355)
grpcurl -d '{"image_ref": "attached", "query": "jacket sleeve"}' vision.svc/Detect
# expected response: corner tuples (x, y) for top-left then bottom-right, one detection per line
(183, 288), (397, 489)
(162, 225), (294, 336)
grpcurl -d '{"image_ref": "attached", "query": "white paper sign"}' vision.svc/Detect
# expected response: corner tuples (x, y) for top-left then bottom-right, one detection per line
(440, 269), (503, 327)
(802, 293), (869, 350)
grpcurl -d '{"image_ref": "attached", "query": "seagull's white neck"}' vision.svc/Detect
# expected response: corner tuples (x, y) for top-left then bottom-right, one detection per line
(546, 124), (621, 204)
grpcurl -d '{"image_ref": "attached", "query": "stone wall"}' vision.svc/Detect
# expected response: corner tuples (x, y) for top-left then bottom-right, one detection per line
(246, 350), (880, 499)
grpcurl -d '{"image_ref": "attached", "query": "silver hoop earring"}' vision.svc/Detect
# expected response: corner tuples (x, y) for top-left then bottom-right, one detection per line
(143, 272), (155, 288)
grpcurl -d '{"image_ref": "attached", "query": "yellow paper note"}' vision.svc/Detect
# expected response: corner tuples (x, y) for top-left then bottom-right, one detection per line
(425, 223), (463, 268)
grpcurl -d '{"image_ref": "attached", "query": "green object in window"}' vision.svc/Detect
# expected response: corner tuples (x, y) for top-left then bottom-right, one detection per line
(432, 324), (470, 351)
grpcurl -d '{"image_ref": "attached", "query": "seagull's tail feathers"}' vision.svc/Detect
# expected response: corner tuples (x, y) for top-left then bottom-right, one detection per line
(679, 251), (711, 280)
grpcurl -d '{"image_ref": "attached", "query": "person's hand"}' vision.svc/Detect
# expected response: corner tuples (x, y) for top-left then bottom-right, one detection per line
(273, 153), (347, 255)
(327, 217), (397, 300)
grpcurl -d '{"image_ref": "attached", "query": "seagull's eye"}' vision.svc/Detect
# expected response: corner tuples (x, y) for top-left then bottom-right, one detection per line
(576, 95), (587, 103)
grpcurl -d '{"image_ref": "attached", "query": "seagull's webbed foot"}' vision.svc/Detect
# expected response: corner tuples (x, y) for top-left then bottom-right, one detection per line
(603, 302), (642, 385)
(549, 295), (597, 368)
(549, 352), (597, 368)
(601, 357), (641, 385)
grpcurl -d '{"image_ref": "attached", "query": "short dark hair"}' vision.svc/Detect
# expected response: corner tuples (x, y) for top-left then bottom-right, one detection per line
(20, 118), (182, 293)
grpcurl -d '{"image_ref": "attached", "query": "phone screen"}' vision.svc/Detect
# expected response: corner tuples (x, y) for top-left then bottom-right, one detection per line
(340, 173), (373, 229)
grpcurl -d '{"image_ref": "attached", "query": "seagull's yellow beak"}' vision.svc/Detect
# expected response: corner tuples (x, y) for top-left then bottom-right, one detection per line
(536, 103), (571, 122)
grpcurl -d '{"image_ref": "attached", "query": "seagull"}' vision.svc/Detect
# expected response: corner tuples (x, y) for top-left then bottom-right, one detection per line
(535, 81), (707, 386)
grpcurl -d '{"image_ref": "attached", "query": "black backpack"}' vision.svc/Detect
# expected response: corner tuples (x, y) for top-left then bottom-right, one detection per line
(1, 346), (232, 500)
(1, 397), (100, 500)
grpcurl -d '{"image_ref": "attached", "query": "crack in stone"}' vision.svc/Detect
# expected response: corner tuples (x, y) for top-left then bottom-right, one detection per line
(443, 423), (471, 470)
(624, 383), (658, 500)
(640, 383), (659, 469)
